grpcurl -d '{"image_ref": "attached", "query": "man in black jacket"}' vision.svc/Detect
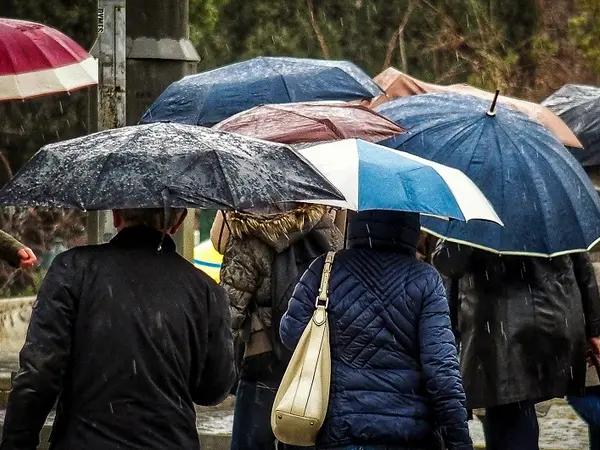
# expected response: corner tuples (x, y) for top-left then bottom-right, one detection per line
(0, 208), (235, 450)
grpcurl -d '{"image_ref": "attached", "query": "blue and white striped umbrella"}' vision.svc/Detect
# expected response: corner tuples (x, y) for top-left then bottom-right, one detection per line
(298, 139), (502, 224)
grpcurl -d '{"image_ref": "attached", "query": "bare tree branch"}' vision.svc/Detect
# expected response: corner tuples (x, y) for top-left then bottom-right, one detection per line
(0, 151), (13, 181)
(306, 0), (330, 59)
(399, 27), (408, 72)
(382, 1), (415, 71)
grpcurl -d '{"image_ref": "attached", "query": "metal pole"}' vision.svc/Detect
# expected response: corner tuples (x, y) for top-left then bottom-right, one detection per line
(126, 0), (199, 260)
(88, 0), (126, 245)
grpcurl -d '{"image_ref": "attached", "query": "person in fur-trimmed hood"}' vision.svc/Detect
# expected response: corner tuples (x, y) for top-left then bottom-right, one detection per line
(219, 203), (342, 450)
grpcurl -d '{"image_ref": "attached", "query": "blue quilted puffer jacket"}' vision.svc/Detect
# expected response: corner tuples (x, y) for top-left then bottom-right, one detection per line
(280, 210), (472, 450)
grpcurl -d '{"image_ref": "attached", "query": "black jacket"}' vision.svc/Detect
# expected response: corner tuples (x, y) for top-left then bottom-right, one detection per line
(433, 242), (600, 409)
(0, 226), (235, 450)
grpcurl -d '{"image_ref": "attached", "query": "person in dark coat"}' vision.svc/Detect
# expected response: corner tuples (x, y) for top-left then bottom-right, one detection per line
(280, 210), (473, 450)
(433, 242), (600, 450)
(0, 208), (235, 450)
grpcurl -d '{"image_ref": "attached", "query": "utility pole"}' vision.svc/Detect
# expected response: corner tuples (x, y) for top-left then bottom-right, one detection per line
(88, 0), (126, 245)
(126, 0), (200, 261)
(89, 0), (199, 261)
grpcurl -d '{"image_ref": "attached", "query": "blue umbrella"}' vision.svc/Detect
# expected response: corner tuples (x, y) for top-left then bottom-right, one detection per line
(139, 56), (382, 126)
(376, 92), (600, 257)
(298, 139), (502, 225)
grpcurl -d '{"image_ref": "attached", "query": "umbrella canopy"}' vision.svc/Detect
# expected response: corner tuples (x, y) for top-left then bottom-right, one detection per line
(542, 84), (600, 167)
(297, 139), (502, 225)
(139, 56), (383, 127)
(370, 68), (583, 149)
(213, 101), (406, 144)
(377, 92), (600, 257)
(193, 239), (222, 282)
(0, 18), (97, 101)
(0, 123), (344, 211)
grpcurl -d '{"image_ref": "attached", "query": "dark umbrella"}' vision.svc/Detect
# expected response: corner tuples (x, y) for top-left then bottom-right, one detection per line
(377, 92), (600, 257)
(369, 67), (582, 149)
(542, 84), (600, 168)
(139, 57), (383, 127)
(213, 101), (406, 144)
(0, 123), (344, 211)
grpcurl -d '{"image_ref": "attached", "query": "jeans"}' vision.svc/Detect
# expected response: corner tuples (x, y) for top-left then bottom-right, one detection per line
(481, 400), (540, 450)
(230, 378), (312, 450)
(568, 393), (600, 450)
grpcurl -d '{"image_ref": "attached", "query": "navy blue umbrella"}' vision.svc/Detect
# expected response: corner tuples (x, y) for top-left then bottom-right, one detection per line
(377, 92), (600, 257)
(139, 57), (382, 126)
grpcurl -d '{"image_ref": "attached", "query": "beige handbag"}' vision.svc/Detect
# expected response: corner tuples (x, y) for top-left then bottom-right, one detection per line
(271, 251), (335, 447)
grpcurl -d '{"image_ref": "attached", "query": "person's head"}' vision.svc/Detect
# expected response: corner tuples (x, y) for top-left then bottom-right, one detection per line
(346, 210), (421, 256)
(112, 208), (188, 235)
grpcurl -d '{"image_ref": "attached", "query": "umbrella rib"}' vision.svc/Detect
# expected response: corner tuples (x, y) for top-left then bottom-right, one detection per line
(278, 73), (294, 103)
(528, 137), (595, 248)
(260, 57), (294, 103)
(176, 126), (238, 209)
(495, 123), (556, 254)
(331, 66), (379, 98)
(83, 129), (148, 208)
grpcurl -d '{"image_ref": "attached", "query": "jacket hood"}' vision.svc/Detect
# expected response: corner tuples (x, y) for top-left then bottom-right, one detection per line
(346, 210), (420, 256)
(225, 204), (331, 252)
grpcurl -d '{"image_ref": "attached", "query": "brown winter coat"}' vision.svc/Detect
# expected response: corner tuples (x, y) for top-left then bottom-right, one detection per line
(0, 230), (25, 267)
(219, 205), (342, 373)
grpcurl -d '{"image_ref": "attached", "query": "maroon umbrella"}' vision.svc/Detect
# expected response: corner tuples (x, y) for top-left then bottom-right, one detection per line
(213, 101), (406, 144)
(0, 18), (97, 101)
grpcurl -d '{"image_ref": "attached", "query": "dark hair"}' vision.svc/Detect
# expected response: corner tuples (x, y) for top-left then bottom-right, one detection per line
(118, 208), (186, 230)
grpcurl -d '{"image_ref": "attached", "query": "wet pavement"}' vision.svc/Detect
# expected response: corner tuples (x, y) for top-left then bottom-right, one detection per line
(0, 399), (591, 449)
(0, 357), (592, 449)
(195, 397), (591, 449)
(468, 400), (588, 449)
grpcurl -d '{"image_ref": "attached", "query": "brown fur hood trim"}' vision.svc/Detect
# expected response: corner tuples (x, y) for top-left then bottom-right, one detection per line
(225, 204), (327, 245)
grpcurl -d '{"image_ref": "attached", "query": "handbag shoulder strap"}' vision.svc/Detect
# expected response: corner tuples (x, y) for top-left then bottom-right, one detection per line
(316, 251), (336, 309)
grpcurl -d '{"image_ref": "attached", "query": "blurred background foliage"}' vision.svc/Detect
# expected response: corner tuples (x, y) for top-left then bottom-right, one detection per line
(1, 0), (599, 294)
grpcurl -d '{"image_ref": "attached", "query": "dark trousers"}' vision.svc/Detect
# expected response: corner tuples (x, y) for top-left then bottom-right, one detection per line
(568, 393), (600, 450)
(319, 446), (434, 450)
(230, 378), (313, 450)
(319, 447), (420, 450)
(481, 401), (540, 450)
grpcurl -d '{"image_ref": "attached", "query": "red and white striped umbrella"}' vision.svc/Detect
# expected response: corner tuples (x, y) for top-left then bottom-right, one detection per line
(0, 18), (97, 101)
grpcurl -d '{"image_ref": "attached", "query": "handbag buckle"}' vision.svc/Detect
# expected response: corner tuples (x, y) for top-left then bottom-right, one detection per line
(314, 252), (335, 309)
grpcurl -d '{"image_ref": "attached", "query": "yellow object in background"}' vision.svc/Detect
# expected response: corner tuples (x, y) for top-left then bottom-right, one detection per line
(193, 239), (223, 282)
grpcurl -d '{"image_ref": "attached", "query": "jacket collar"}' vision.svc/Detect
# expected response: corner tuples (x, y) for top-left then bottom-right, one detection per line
(346, 210), (420, 257)
(109, 225), (177, 253)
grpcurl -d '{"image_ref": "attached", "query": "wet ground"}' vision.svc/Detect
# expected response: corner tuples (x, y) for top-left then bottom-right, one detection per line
(0, 366), (591, 450)
(468, 400), (588, 449)
(0, 399), (591, 449)
(194, 397), (591, 449)
(196, 398), (595, 449)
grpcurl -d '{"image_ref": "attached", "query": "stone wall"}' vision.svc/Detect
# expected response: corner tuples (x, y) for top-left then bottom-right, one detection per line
(0, 297), (34, 364)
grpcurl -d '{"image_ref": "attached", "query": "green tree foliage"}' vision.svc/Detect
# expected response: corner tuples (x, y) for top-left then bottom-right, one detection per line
(569, 0), (600, 74)
(2, 0), (600, 293)
(189, 0), (536, 91)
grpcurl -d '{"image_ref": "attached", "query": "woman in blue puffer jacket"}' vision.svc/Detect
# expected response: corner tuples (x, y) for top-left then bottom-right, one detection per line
(280, 210), (473, 450)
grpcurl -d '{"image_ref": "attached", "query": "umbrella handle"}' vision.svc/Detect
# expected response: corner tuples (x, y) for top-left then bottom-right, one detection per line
(487, 89), (500, 117)
(158, 188), (172, 253)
